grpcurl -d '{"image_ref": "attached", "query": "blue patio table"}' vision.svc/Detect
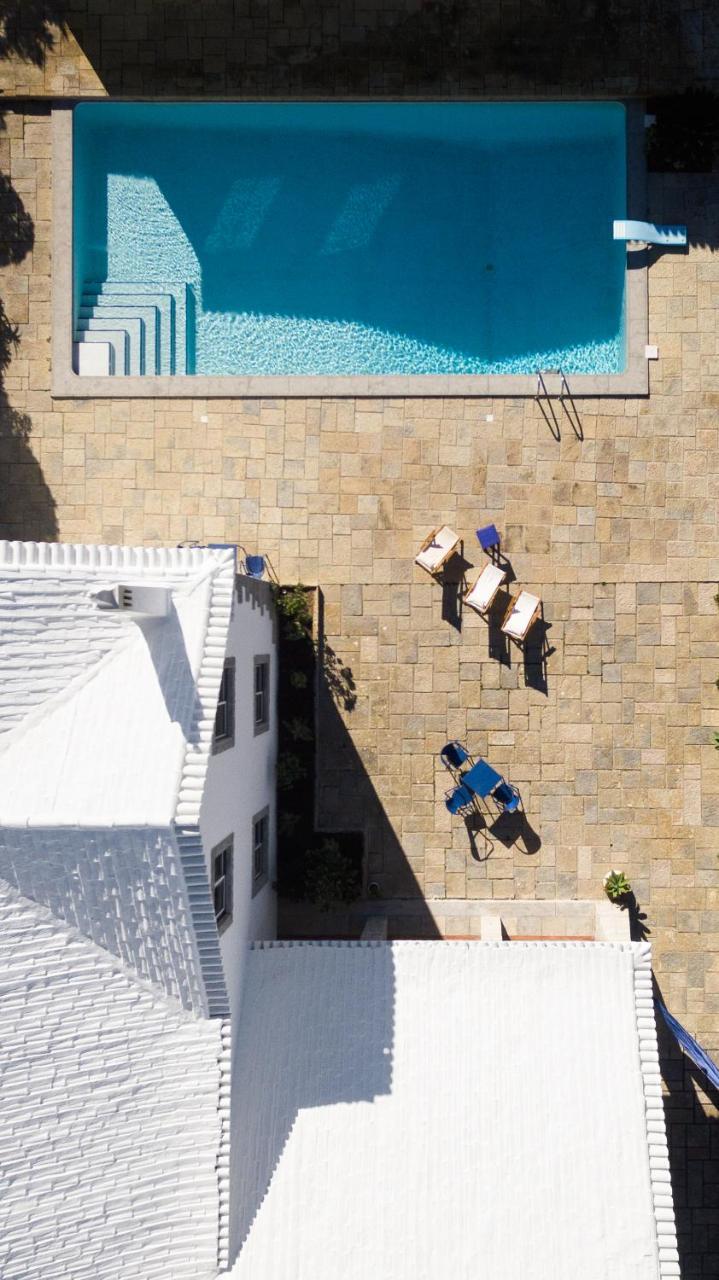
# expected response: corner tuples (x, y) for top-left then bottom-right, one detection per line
(463, 759), (503, 799)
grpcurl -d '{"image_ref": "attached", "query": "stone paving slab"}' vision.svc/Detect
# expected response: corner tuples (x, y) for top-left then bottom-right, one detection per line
(0, 104), (718, 1272)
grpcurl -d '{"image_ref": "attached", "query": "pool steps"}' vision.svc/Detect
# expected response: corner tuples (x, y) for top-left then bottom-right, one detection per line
(74, 282), (191, 377)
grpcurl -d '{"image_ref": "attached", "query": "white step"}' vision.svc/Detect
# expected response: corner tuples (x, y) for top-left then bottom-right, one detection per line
(80, 302), (160, 374)
(77, 315), (145, 376)
(74, 329), (129, 376)
(85, 281), (190, 375)
(75, 339), (113, 376)
(83, 293), (172, 375)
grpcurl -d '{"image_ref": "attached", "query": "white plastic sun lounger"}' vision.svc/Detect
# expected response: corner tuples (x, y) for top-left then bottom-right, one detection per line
(464, 563), (506, 616)
(500, 590), (542, 644)
(415, 525), (460, 576)
(613, 220), (687, 246)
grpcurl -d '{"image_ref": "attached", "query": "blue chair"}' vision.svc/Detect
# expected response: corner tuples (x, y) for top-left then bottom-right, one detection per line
(445, 784), (476, 816)
(440, 740), (472, 776)
(476, 523), (501, 556)
(245, 555), (265, 578)
(491, 779), (521, 815)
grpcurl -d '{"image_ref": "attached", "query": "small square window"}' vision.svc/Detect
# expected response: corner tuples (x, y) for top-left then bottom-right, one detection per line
(212, 836), (233, 931)
(253, 656), (270, 736)
(252, 808), (269, 896)
(213, 659), (236, 753)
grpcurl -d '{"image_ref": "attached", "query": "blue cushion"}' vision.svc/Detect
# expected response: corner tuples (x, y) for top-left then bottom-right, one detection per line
(476, 524), (500, 552)
(441, 741), (468, 769)
(446, 784), (473, 814)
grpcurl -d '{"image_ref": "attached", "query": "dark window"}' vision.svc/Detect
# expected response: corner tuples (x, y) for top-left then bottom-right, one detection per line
(213, 658), (235, 753)
(252, 809), (269, 896)
(253, 656), (270, 735)
(212, 836), (233, 931)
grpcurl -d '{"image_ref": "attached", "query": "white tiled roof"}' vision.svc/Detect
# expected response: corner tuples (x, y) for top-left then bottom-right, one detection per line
(228, 940), (678, 1280)
(0, 541), (236, 827)
(0, 878), (229, 1280)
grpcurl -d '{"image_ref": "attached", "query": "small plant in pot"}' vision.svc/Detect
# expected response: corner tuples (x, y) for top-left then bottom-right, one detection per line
(603, 869), (632, 902)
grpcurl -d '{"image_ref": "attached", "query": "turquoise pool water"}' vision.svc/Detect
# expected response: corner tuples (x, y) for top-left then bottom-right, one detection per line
(73, 102), (628, 377)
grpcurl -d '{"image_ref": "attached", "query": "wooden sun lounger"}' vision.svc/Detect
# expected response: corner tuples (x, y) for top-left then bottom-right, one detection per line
(500, 590), (542, 644)
(414, 525), (460, 576)
(464, 563), (506, 616)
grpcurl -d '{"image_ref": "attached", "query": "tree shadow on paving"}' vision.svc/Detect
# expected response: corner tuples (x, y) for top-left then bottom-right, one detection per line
(0, 124), (57, 542)
(654, 976), (719, 1277)
(19, 0), (712, 98)
(0, 1), (67, 65)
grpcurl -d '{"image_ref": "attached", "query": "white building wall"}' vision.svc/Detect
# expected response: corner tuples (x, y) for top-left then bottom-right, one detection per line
(199, 576), (278, 1023)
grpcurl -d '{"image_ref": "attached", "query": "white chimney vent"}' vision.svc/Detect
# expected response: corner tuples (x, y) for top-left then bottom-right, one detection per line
(90, 584), (171, 617)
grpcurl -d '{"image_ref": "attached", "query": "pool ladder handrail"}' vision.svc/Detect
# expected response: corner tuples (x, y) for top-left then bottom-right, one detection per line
(536, 367), (583, 441)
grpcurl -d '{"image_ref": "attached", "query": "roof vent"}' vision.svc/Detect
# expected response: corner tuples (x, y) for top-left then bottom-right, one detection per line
(90, 584), (171, 617)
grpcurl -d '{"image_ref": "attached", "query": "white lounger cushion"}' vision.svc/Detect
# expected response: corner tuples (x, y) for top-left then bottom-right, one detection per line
(415, 526), (459, 572)
(465, 563), (506, 613)
(502, 590), (541, 640)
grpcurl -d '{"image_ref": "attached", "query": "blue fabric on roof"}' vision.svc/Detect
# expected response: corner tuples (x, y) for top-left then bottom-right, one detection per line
(656, 999), (719, 1091)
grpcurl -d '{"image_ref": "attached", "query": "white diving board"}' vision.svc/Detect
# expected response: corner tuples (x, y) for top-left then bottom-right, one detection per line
(613, 219), (687, 246)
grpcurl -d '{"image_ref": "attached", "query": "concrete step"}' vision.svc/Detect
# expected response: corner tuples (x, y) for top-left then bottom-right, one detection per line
(77, 315), (145, 376)
(80, 301), (160, 375)
(73, 327), (129, 376)
(85, 281), (190, 375)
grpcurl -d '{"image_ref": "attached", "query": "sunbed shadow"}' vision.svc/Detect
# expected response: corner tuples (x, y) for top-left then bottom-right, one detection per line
(523, 616), (554, 695)
(438, 545), (472, 633)
(487, 590), (512, 666)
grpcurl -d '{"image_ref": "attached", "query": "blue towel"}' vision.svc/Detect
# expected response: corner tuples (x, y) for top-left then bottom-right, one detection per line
(656, 998), (719, 1091)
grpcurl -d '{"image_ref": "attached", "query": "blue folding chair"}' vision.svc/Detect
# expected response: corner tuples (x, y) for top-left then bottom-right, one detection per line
(490, 779), (522, 815)
(440, 740), (473, 778)
(445, 783), (476, 816)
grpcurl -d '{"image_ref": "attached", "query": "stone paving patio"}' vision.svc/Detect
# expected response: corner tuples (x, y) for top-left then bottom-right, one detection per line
(0, 9), (719, 1268)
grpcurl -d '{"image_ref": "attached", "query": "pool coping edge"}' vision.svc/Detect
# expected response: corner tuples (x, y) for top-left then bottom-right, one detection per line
(51, 103), (649, 400)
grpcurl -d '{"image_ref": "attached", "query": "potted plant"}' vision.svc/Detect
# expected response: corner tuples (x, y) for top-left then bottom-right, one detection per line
(603, 869), (632, 902)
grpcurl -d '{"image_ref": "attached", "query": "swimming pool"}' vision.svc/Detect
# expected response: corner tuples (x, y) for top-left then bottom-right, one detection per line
(69, 102), (634, 389)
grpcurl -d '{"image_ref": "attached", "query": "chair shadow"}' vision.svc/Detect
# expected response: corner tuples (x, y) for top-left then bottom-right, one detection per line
(488, 808), (542, 854)
(463, 809), (494, 862)
(523, 616), (555, 695)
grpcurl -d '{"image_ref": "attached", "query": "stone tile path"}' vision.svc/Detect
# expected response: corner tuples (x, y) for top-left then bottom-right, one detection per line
(0, 95), (718, 1271)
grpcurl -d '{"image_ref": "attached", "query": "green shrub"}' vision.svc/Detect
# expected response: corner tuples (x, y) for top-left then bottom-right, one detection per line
(285, 717), (314, 743)
(304, 839), (361, 912)
(277, 752), (307, 791)
(273, 583), (313, 640)
(290, 670), (308, 690)
(603, 870), (632, 901)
